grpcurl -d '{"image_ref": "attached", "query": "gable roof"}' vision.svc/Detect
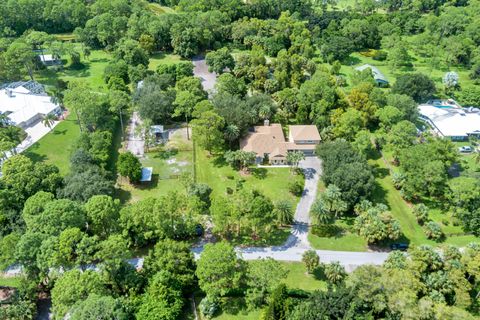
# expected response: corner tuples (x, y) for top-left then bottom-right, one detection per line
(355, 64), (388, 83)
(240, 124), (288, 157)
(240, 124), (321, 158)
(289, 125), (321, 141)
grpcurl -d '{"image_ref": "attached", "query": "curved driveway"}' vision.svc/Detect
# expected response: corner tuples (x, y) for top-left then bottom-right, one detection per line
(192, 157), (389, 272)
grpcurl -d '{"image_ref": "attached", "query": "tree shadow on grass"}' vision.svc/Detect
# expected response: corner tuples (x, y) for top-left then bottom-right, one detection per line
(313, 266), (327, 281)
(115, 188), (131, 204)
(23, 150), (47, 163)
(212, 155), (228, 167)
(343, 55), (361, 65)
(153, 148), (178, 160)
(220, 297), (248, 316)
(371, 164), (390, 179)
(52, 129), (68, 135)
(135, 174), (159, 190)
(370, 181), (388, 207)
(370, 233), (412, 252)
(250, 168), (267, 179)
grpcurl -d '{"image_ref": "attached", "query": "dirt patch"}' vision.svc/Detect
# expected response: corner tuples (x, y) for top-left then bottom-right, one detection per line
(0, 287), (16, 302)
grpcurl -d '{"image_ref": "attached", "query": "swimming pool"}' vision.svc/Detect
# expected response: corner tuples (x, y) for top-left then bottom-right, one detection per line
(434, 105), (456, 109)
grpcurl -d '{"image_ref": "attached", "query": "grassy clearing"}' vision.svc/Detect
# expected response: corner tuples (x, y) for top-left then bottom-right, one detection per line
(0, 276), (21, 287)
(308, 181), (368, 251)
(117, 149), (193, 203)
(308, 230), (368, 252)
(195, 148), (303, 204)
(24, 113), (80, 175)
(195, 148), (302, 246)
(369, 156), (434, 246)
(36, 48), (112, 91)
(148, 52), (184, 71)
(117, 130), (193, 203)
(26, 49), (112, 172)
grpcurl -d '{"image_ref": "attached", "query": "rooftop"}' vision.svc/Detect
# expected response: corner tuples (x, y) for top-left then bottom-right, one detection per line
(0, 82), (60, 127)
(240, 124), (320, 158)
(140, 167), (153, 182)
(289, 125), (321, 141)
(419, 104), (480, 138)
(355, 64), (388, 83)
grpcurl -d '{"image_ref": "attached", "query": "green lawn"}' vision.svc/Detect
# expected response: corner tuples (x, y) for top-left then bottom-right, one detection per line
(25, 49), (113, 172)
(195, 147), (302, 246)
(195, 148), (303, 204)
(36, 48), (112, 91)
(308, 230), (368, 252)
(369, 157), (434, 246)
(117, 149), (193, 203)
(149, 52), (184, 71)
(0, 276), (21, 287)
(24, 113), (81, 175)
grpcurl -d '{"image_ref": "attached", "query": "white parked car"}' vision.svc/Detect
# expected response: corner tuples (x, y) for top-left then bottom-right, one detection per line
(458, 146), (473, 153)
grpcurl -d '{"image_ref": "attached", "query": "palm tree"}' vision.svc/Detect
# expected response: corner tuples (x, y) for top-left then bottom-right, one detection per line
(310, 198), (333, 225)
(42, 113), (57, 129)
(275, 200), (294, 226)
(258, 105), (271, 121)
(324, 261), (346, 284)
(224, 124), (240, 147)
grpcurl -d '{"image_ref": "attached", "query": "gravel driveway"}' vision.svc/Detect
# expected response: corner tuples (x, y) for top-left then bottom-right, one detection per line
(126, 111), (145, 157)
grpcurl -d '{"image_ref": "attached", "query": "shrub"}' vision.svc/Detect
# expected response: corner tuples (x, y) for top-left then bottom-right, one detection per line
(302, 250), (320, 274)
(424, 221), (444, 241)
(412, 203), (429, 225)
(117, 152), (142, 183)
(199, 297), (219, 319)
(288, 180), (304, 196)
(391, 172), (405, 190)
(372, 50), (387, 61)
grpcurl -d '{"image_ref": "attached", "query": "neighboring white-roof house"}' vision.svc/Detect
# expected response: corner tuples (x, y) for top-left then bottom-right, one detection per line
(38, 54), (61, 66)
(355, 64), (389, 86)
(419, 102), (480, 140)
(0, 81), (61, 129)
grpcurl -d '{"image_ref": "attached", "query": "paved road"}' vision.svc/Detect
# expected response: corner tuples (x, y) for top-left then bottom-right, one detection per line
(192, 56), (217, 93)
(126, 112), (145, 157)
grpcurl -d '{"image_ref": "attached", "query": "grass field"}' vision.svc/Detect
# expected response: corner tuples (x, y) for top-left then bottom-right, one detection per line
(308, 229), (368, 251)
(195, 149), (303, 204)
(117, 129), (193, 203)
(0, 276), (21, 287)
(36, 48), (112, 91)
(117, 149), (193, 203)
(24, 113), (80, 175)
(149, 52), (184, 71)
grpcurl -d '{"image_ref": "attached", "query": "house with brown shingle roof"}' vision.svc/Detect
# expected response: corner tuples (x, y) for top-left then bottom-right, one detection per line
(240, 122), (321, 165)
